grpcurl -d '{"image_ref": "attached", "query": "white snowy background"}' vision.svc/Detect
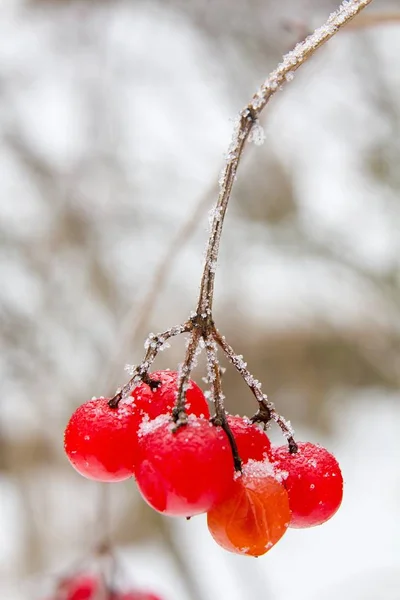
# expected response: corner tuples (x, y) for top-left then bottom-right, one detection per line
(1, 1), (400, 599)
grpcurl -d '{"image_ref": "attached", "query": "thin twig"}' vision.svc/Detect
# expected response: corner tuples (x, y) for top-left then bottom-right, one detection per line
(108, 322), (192, 406)
(197, 0), (373, 318)
(212, 327), (298, 453)
(205, 336), (242, 471)
(171, 328), (202, 426)
(283, 10), (399, 46)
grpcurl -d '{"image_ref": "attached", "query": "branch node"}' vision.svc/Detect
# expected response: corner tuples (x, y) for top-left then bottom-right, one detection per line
(142, 373), (162, 391)
(171, 408), (189, 429)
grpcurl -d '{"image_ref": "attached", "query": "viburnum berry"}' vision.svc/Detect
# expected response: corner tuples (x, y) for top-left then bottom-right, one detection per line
(64, 397), (140, 482)
(112, 593), (163, 600)
(227, 415), (271, 463)
(272, 441), (343, 528)
(64, 371), (209, 482)
(56, 574), (100, 600)
(135, 415), (235, 516)
(131, 370), (210, 420)
(207, 460), (290, 557)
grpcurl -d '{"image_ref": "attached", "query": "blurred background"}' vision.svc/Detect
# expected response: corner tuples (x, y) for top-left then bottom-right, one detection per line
(1, 0), (400, 598)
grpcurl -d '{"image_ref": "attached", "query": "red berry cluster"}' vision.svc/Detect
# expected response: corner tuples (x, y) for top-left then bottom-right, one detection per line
(64, 370), (343, 557)
(47, 573), (161, 600)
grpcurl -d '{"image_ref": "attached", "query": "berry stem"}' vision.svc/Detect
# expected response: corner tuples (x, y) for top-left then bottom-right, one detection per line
(172, 328), (202, 427)
(212, 327), (298, 453)
(205, 335), (242, 472)
(109, 321), (192, 407)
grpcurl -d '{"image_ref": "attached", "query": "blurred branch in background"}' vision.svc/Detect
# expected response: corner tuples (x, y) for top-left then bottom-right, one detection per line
(1, 0), (400, 599)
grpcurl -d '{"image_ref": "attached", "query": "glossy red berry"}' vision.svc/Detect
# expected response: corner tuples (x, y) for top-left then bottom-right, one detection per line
(227, 415), (271, 463)
(131, 370), (210, 420)
(64, 397), (140, 482)
(207, 460), (290, 556)
(135, 415), (235, 516)
(272, 442), (343, 528)
(57, 574), (99, 600)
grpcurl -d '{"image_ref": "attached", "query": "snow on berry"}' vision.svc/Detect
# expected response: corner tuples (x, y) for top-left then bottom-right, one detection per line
(271, 441), (343, 528)
(135, 415), (235, 516)
(207, 458), (290, 556)
(131, 370), (210, 420)
(64, 371), (210, 482)
(64, 397), (141, 482)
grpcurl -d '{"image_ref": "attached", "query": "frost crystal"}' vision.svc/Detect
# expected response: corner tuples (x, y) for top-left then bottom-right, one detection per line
(208, 205), (223, 225)
(144, 333), (155, 350)
(275, 469), (288, 483)
(281, 420), (294, 438)
(224, 116), (241, 163)
(209, 260), (217, 273)
(138, 413), (170, 437)
(243, 458), (275, 479)
(158, 340), (171, 351)
(248, 121), (266, 146)
(250, 0), (369, 114)
(265, 542), (273, 550)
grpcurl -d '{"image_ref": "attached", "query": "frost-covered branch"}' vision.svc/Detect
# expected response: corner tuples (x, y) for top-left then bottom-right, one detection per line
(110, 0), (374, 455)
(212, 327), (298, 453)
(109, 322), (192, 406)
(206, 335), (242, 471)
(197, 0), (373, 316)
(172, 327), (202, 426)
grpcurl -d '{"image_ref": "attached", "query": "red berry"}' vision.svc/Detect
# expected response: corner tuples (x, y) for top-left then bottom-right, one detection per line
(64, 397), (140, 482)
(113, 593), (163, 600)
(58, 574), (99, 600)
(131, 370), (210, 420)
(135, 415), (234, 516)
(272, 442), (343, 528)
(207, 460), (290, 556)
(227, 415), (271, 463)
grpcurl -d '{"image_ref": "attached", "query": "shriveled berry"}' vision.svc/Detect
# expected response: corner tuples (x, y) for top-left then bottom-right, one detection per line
(64, 398), (140, 482)
(272, 442), (343, 528)
(131, 370), (210, 420)
(135, 415), (234, 516)
(227, 415), (271, 463)
(207, 460), (290, 556)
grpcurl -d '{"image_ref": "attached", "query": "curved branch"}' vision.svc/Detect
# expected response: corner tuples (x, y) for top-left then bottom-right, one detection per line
(197, 0), (373, 316)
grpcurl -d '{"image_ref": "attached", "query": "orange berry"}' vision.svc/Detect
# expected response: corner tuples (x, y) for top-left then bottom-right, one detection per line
(207, 461), (290, 557)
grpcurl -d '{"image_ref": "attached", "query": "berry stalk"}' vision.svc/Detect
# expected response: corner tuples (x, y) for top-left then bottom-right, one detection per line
(205, 336), (242, 472)
(108, 322), (192, 407)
